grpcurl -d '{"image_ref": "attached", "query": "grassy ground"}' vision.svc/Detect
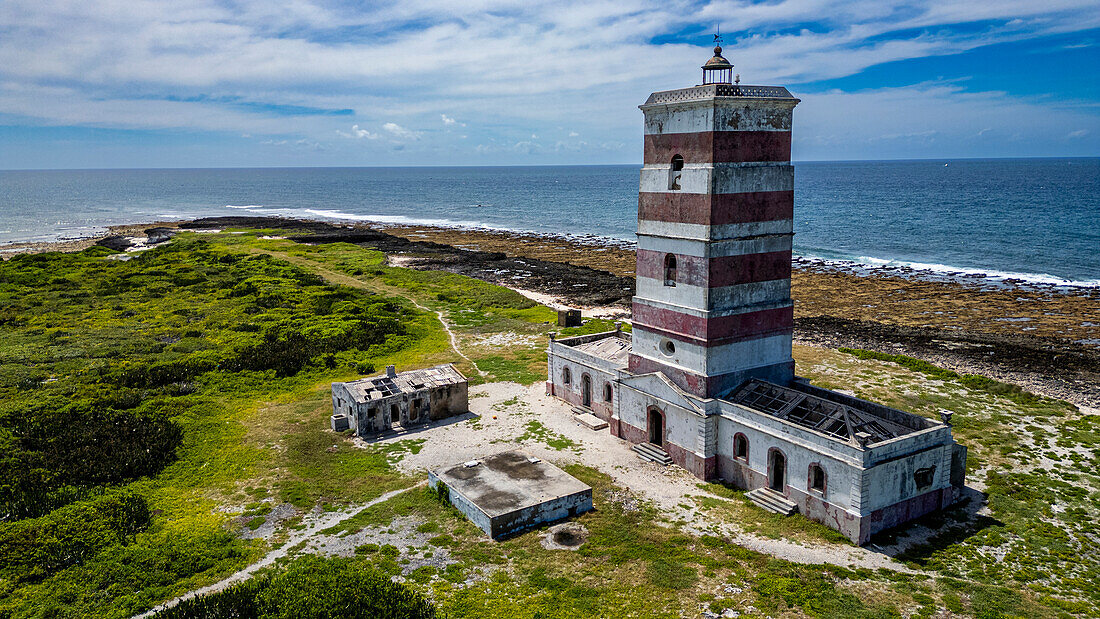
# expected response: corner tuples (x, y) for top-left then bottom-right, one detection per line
(3, 229), (1097, 618)
(795, 345), (1100, 615)
(296, 465), (1057, 619)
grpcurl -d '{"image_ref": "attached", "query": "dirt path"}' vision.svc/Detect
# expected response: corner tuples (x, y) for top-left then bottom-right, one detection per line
(248, 248), (485, 376)
(134, 484), (421, 618)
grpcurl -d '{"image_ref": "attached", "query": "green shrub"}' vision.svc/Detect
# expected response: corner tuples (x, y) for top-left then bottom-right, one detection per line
(153, 556), (435, 619)
(0, 488), (150, 582)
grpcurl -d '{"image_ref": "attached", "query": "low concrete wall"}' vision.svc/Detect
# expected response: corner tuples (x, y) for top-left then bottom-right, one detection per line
(491, 489), (593, 540)
(428, 473), (493, 538)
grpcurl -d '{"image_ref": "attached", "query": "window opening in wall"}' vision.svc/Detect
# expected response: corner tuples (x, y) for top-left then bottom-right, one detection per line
(668, 155), (684, 190)
(410, 399), (420, 422)
(810, 464), (825, 492)
(734, 434), (748, 460)
(660, 339), (676, 356)
(563, 367), (571, 385)
(664, 253), (677, 286)
(604, 383), (613, 402)
(914, 466), (936, 490)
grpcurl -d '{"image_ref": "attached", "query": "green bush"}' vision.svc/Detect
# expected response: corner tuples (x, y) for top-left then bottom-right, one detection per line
(0, 488), (150, 582)
(153, 556), (435, 619)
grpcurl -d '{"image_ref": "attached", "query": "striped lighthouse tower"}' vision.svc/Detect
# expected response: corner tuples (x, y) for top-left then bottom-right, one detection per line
(628, 44), (800, 399)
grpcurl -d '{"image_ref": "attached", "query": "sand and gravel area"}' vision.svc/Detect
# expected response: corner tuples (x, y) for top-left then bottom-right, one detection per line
(350, 380), (915, 572)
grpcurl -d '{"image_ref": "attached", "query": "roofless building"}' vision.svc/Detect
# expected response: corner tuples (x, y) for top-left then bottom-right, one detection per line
(546, 44), (967, 545)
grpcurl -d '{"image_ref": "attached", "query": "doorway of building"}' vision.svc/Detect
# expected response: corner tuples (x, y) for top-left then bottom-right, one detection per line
(390, 404), (400, 425)
(581, 375), (592, 408)
(648, 408), (664, 446)
(769, 450), (786, 491)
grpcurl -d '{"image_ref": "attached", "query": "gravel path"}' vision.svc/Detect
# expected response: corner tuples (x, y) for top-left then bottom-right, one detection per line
(133, 484), (420, 619)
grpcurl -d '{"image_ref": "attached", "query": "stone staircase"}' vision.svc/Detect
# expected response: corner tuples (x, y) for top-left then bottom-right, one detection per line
(746, 488), (798, 516)
(632, 442), (674, 465)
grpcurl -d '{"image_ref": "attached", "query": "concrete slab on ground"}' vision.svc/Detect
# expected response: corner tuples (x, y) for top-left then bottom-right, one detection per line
(429, 450), (593, 539)
(574, 412), (609, 430)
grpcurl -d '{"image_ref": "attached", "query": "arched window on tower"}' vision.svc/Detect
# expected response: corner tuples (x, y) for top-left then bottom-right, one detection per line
(668, 154), (684, 190)
(664, 253), (677, 287)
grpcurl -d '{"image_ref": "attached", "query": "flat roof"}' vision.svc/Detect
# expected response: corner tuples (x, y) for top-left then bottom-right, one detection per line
(643, 84), (798, 106)
(433, 451), (591, 519)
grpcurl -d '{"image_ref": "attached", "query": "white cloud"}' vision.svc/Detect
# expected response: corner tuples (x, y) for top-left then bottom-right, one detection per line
(0, 0), (1096, 163)
(337, 123), (379, 139)
(793, 83), (1100, 159)
(383, 122), (421, 140)
(1067, 129), (1089, 138)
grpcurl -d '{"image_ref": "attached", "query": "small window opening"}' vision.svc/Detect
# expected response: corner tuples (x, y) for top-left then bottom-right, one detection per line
(563, 367), (572, 385)
(914, 466), (936, 490)
(734, 434), (748, 460)
(660, 339), (676, 356)
(604, 383), (613, 402)
(410, 399), (420, 422)
(668, 155), (684, 190)
(663, 253), (677, 286)
(810, 464), (826, 492)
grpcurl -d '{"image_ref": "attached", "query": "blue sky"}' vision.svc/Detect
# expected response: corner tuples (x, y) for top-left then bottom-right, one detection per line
(0, 0), (1097, 168)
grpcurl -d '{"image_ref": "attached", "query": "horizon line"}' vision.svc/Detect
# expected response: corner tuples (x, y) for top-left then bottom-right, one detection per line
(2, 155), (1097, 173)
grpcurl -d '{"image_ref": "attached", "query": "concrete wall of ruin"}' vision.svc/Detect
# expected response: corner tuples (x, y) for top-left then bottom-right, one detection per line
(618, 382), (709, 476)
(546, 337), (623, 421)
(714, 405), (863, 515)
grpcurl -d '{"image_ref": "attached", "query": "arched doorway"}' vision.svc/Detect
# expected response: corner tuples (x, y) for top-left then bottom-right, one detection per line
(648, 407), (664, 446)
(581, 375), (592, 408)
(768, 449), (786, 492)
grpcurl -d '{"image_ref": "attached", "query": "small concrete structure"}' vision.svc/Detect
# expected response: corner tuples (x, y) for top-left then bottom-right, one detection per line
(428, 451), (593, 540)
(557, 309), (582, 327)
(331, 364), (467, 436)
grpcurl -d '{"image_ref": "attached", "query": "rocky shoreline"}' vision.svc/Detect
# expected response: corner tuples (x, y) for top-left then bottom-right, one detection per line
(7, 214), (1099, 407)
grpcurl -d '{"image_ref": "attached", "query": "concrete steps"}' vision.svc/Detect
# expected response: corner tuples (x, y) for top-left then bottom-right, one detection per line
(746, 488), (798, 516)
(633, 442), (673, 465)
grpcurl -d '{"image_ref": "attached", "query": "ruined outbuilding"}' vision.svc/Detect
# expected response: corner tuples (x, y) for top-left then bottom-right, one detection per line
(428, 451), (593, 540)
(545, 45), (967, 545)
(331, 364), (468, 436)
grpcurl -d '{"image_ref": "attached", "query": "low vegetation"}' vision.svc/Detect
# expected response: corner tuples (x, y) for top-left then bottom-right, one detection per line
(153, 555), (435, 619)
(2, 228), (1097, 618)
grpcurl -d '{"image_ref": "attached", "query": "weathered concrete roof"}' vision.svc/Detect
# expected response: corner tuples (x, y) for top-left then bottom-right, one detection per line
(571, 335), (631, 365)
(643, 83), (797, 106)
(433, 451), (591, 519)
(729, 379), (930, 445)
(339, 363), (465, 403)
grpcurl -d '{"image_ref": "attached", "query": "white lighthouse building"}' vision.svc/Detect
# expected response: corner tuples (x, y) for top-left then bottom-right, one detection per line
(546, 45), (967, 544)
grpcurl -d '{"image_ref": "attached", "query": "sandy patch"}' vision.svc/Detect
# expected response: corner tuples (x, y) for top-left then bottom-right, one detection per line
(368, 381), (914, 571)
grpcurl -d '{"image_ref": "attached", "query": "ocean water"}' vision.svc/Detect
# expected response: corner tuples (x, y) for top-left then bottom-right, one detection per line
(1, 159), (1097, 286)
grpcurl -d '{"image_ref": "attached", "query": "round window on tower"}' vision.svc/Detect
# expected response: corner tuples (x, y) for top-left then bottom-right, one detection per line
(660, 339), (676, 356)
